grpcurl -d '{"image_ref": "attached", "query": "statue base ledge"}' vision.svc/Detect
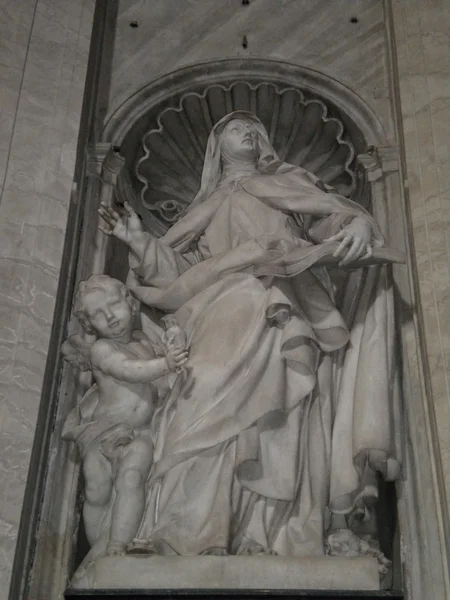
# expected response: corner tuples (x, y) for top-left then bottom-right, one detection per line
(71, 555), (380, 591)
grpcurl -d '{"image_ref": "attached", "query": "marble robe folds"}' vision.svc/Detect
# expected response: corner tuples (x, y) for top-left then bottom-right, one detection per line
(127, 163), (400, 556)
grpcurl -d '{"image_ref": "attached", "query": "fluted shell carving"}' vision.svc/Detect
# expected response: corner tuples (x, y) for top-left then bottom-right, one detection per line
(135, 82), (356, 232)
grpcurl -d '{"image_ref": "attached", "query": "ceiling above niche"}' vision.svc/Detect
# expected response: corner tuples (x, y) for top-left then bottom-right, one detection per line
(108, 60), (382, 235)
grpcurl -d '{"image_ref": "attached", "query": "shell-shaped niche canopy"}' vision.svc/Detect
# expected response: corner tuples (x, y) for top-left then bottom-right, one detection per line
(134, 82), (358, 234)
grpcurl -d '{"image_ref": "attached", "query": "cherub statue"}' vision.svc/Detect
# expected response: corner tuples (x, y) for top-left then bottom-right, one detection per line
(62, 275), (188, 557)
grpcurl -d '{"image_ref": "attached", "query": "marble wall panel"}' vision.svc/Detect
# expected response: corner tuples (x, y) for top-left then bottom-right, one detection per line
(0, 0), (95, 591)
(391, 0), (450, 507)
(0, 0), (37, 192)
(108, 0), (395, 142)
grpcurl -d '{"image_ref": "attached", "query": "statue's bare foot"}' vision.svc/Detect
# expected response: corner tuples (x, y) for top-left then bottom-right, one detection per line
(105, 540), (127, 556)
(237, 541), (272, 556)
(127, 538), (159, 555)
(201, 547), (228, 556)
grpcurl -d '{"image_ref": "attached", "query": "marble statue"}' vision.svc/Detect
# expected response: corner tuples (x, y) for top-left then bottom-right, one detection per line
(61, 275), (188, 559)
(92, 111), (400, 562)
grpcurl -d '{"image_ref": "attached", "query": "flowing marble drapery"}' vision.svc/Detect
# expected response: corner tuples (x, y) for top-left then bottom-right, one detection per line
(124, 112), (400, 556)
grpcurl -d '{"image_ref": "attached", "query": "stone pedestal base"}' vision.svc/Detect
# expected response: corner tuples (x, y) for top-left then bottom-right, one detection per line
(71, 555), (380, 591)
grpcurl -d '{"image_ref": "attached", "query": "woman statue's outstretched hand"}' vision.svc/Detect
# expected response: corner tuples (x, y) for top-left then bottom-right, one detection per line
(98, 201), (144, 245)
(324, 216), (373, 266)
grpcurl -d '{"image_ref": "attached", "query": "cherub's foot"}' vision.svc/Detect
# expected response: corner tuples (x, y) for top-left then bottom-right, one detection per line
(126, 538), (160, 555)
(105, 540), (127, 556)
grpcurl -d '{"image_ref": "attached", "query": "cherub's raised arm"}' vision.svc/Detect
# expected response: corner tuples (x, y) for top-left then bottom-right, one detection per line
(91, 341), (168, 382)
(91, 341), (188, 383)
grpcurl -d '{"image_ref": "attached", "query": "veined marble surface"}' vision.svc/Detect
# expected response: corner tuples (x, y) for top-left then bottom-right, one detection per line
(107, 0), (395, 142)
(0, 0), (95, 591)
(392, 0), (450, 513)
(389, 1), (450, 596)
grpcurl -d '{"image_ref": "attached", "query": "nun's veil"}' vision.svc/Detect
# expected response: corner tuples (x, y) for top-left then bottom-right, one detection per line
(187, 111), (279, 212)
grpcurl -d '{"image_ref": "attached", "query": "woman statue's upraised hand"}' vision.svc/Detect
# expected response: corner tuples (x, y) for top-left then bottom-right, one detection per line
(99, 201), (144, 243)
(99, 201), (149, 261)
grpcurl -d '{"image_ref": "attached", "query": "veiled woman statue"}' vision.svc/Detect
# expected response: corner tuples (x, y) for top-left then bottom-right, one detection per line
(99, 111), (401, 558)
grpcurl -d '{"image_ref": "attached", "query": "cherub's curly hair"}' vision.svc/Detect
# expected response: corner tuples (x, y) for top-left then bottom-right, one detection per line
(73, 275), (133, 334)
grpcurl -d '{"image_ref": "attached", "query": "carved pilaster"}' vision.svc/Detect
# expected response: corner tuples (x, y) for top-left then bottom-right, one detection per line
(85, 144), (126, 275)
(86, 142), (111, 175)
(357, 145), (399, 182)
(87, 143), (126, 183)
(376, 145), (400, 174)
(356, 146), (400, 234)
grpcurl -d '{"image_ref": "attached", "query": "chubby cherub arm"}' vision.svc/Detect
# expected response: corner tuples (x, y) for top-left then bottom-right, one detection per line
(90, 340), (187, 383)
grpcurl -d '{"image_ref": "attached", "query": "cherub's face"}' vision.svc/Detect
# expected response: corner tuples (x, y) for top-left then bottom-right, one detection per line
(83, 288), (133, 339)
(220, 119), (258, 160)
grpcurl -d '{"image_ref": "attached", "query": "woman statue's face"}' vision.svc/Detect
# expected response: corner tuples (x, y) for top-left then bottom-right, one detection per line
(220, 119), (258, 161)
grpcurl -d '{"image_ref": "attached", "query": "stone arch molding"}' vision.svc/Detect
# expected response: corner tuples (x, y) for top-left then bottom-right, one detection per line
(101, 59), (391, 236)
(104, 59), (388, 146)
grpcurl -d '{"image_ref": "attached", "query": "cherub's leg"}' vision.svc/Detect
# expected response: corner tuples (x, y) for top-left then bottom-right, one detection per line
(82, 449), (113, 547)
(107, 435), (153, 555)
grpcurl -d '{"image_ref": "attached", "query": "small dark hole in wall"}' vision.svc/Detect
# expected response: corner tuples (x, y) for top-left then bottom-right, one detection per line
(242, 0), (250, 5)
(350, 16), (359, 23)
(113, 145), (121, 153)
(129, 20), (139, 28)
(242, 35), (248, 49)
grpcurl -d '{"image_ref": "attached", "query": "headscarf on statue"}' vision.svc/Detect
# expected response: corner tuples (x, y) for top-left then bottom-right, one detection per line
(186, 111), (280, 210)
